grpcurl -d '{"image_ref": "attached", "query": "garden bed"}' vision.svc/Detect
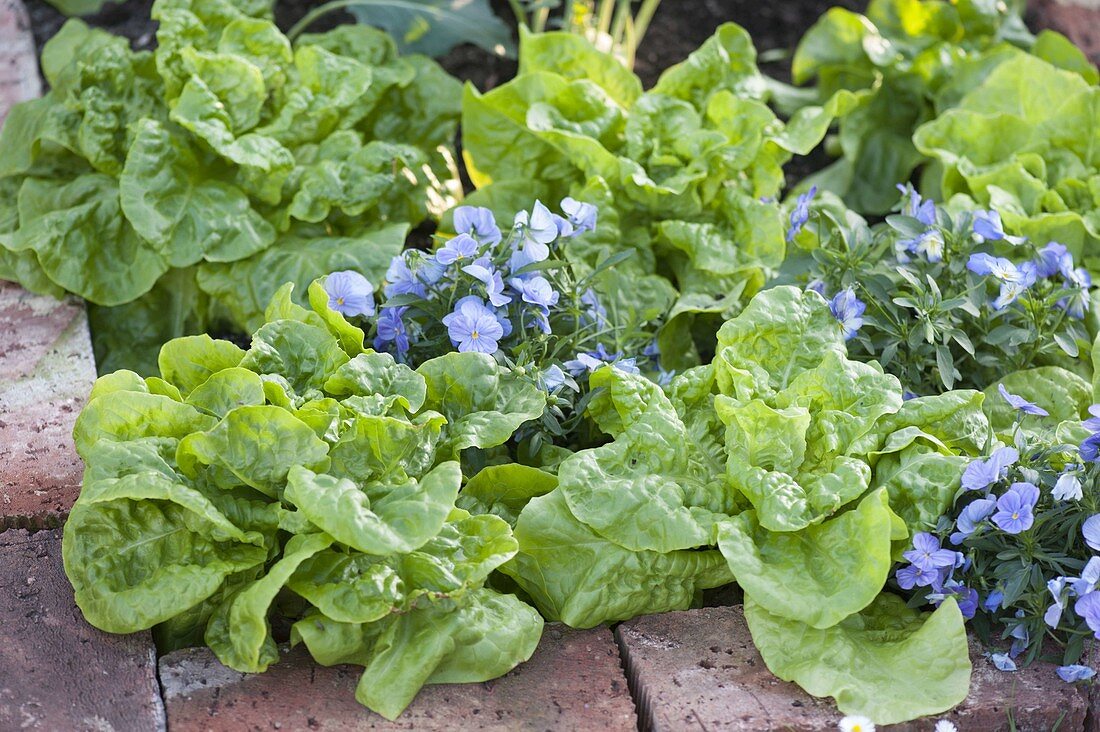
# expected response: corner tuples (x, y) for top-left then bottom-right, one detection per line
(4, 0), (1100, 729)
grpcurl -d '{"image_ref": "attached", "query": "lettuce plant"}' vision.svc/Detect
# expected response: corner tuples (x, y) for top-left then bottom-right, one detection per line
(62, 279), (547, 719)
(788, 0), (1047, 214)
(461, 25), (853, 370)
(0, 0), (461, 374)
(914, 52), (1100, 271)
(472, 286), (991, 723)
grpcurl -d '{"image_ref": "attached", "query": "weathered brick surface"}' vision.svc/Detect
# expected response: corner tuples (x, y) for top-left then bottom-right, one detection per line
(617, 606), (1089, 732)
(0, 528), (166, 731)
(161, 624), (637, 730)
(1031, 0), (1100, 63)
(0, 283), (96, 529)
(0, 0), (39, 128)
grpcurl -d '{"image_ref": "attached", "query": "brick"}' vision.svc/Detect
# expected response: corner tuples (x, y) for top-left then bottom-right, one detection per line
(616, 605), (1089, 732)
(0, 0), (40, 128)
(0, 528), (165, 731)
(161, 623), (637, 731)
(1031, 0), (1100, 63)
(0, 283), (96, 529)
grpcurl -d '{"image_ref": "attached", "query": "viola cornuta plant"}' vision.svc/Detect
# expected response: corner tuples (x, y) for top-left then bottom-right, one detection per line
(322, 199), (665, 454)
(895, 392), (1100, 681)
(62, 282), (549, 719)
(0, 0), (462, 374)
(789, 187), (1096, 403)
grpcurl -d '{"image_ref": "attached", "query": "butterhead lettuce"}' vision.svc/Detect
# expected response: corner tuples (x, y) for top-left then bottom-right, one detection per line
(0, 0), (461, 374)
(473, 286), (988, 722)
(62, 279), (546, 719)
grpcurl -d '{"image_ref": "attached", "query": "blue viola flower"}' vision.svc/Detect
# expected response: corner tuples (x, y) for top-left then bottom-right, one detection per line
(551, 213), (574, 238)
(990, 653), (1017, 672)
(973, 210), (1006, 242)
(374, 306), (410, 358)
(419, 257), (447, 285)
(1058, 266), (1092, 319)
(514, 201), (558, 262)
(991, 482), (1039, 534)
(1052, 472), (1083, 501)
(1071, 557), (1100, 597)
(896, 183), (936, 226)
(828, 287), (865, 340)
(1036, 242), (1074, 278)
(384, 254), (426, 298)
(563, 352), (605, 375)
(590, 343), (621, 361)
(967, 253), (1022, 282)
(983, 590), (1004, 613)
(904, 532), (963, 572)
(896, 563), (940, 590)
(786, 185), (818, 242)
(453, 206), (502, 245)
(436, 233), (480, 266)
(463, 262), (512, 308)
(1085, 405), (1100, 433)
(1056, 665), (1096, 683)
(899, 229), (945, 263)
(1074, 591), (1100, 637)
(1045, 576), (1069, 628)
(1081, 433), (1100, 463)
(948, 582), (979, 620)
(561, 197), (598, 234)
(805, 279), (827, 296)
(442, 296), (504, 354)
(961, 446), (1018, 492)
(998, 384), (1049, 417)
(1084, 515), (1100, 552)
(946, 497), (998, 541)
(514, 275), (560, 311)
(643, 339), (661, 360)
(614, 357), (640, 375)
(542, 364), (567, 391)
(581, 288), (607, 327)
(324, 270), (376, 317)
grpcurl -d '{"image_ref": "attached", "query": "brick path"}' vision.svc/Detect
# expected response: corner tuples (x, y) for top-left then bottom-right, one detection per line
(2, 1), (1100, 729)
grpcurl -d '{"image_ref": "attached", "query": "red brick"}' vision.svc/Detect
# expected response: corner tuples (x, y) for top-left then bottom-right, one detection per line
(161, 623), (637, 730)
(0, 283), (96, 529)
(616, 606), (1089, 731)
(0, 0), (40, 128)
(1031, 0), (1100, 63)
(0, 528), (165, 730)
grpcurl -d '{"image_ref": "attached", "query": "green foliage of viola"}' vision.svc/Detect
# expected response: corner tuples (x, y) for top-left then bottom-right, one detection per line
(789, 0), (1095, 215)
(468, 286), (987, 722)
(0, 0), (462, 375)
(62, 281), (546, 720)
(914, 52), (1100, 271)
(461, 25), (857, 370)
(785, 188), (1097, 399)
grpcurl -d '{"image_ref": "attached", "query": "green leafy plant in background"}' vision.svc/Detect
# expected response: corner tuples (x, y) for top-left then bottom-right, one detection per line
(62, 278), (547, 720)
(291, 0), (662, 70)
(914, 52), (1100, 271)
(465, 286), (989, 723)
(462, 24), (856, 371)
(788, 0), (1096, 215)
(783, 187), (1097, 403)
(41, 0), (123, 16)
(0, 0), (462, 374)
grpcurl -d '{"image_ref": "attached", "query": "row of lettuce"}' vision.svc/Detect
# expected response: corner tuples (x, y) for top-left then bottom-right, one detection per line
(5, 0), (1100, 724)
